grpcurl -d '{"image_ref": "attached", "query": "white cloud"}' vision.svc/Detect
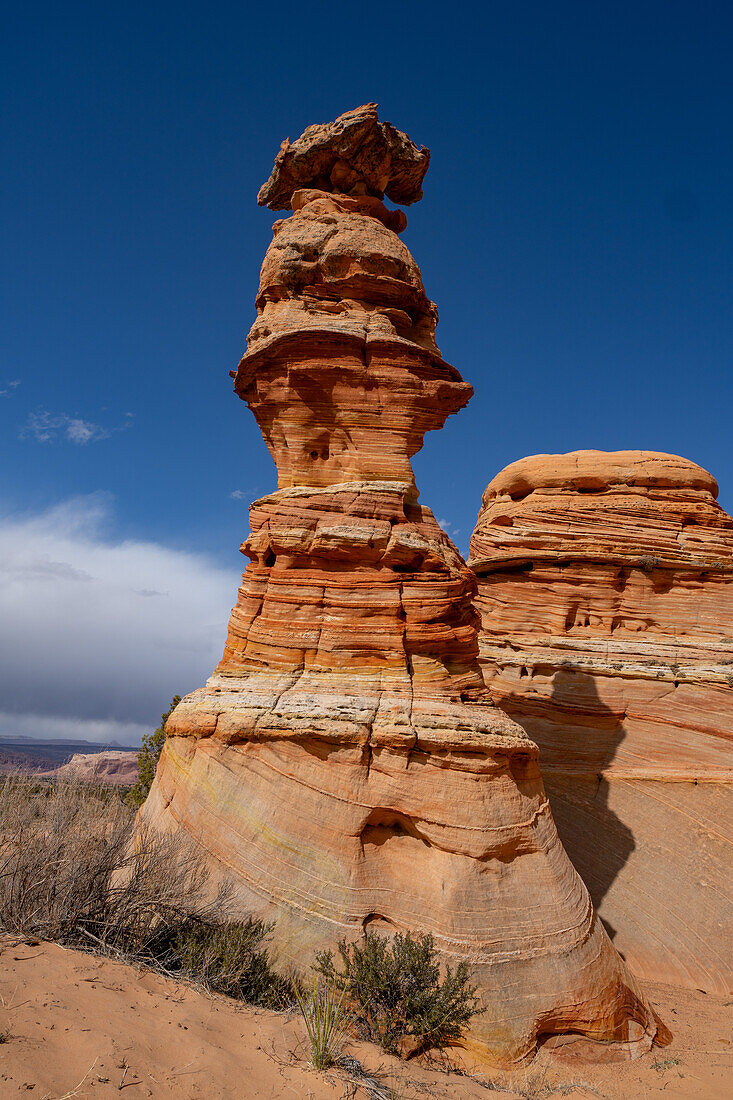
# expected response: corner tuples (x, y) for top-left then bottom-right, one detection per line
(437, 517), (461, 537)
(0, 380), (21, 398)
(0, 495), (236, 742)
(65, 417), (107, 444)
(230, 486), (272, 501)
(20, 410), (133, 445)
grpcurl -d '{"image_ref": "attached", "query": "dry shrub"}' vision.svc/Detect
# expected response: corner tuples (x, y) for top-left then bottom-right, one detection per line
(0, 776), (290, 1007)
(0, 776), (131, 943)
(0, 776), (211, 950)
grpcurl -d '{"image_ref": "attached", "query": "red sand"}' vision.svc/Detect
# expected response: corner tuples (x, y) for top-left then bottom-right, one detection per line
(1, 938), (731, 1098)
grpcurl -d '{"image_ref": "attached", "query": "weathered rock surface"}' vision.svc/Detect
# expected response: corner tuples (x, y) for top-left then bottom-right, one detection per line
(257, 102), (430, 210)
(139, 111), (659, 1063)
(469, 450), (733, 995)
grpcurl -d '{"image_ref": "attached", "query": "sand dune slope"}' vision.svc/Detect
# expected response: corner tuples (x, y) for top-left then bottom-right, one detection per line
(0, 939), (731, 1098)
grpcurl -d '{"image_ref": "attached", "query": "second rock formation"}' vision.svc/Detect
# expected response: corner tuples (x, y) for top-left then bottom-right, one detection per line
(469, 450), (733, 995)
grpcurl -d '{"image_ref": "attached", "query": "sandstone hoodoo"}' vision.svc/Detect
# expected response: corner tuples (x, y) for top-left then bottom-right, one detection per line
(469, 450), (733, 996)
(139, 108), (659, 1062)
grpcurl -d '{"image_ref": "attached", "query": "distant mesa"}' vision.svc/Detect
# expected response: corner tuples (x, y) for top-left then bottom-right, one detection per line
(41, 750), (139, 787)
(0, 735), (137, 778)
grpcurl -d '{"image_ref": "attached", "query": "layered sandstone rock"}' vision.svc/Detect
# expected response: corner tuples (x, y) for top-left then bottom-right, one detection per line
(139, 110), (660, 1062)
(469, 450), (733, 995)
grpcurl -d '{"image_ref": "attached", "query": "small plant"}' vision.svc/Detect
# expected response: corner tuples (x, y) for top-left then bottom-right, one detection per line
(295, 980), (350, 1070)
(0, 1027), (10, 1043)
(126, 694), (181, 808)
(651, 1057), (680, 1073)
(315, 930), (479, 1056)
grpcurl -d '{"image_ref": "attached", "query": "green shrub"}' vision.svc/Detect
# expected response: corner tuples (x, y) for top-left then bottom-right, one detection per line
(315, 931), (479, 1056)
(166, 916), (293, 1009)
(126, 694), (181, 808)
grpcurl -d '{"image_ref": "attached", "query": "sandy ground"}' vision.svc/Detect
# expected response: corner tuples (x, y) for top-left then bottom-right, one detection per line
(0, 938), (731, 1099)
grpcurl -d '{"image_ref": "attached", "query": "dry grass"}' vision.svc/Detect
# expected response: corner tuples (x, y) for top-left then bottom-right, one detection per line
(464, 1062), (607, 1097)
(43, 1059), (99, 1100)
(0, 776), (216, 951)
(0, 776), (290, 1007)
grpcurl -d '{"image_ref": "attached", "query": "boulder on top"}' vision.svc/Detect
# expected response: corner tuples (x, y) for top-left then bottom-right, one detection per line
(257, 103), (430, 209)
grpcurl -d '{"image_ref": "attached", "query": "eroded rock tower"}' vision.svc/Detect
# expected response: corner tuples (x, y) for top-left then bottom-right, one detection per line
(140, 107), (660, 1062)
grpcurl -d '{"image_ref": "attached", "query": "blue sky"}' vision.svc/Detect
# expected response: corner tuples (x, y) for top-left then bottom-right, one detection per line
(2, 1), (732, 740)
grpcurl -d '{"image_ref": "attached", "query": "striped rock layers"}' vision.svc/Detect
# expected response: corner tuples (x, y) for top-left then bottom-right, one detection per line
(469, 450), (733, 995)
(139, 108), (659, 1062)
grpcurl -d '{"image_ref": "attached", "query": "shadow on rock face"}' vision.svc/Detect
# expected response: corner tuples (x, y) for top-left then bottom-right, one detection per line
(498, 669), (635, 943)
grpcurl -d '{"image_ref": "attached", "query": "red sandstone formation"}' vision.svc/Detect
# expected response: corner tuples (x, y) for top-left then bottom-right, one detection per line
(469, 450), (733, 996)
(139, 109), (660, 1063)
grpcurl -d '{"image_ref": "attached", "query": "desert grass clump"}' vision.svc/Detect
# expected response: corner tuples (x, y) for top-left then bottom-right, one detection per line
(295, 980), (351, 1070)
(0, 776), (289, 1009)
(315, 930), (479, 1056)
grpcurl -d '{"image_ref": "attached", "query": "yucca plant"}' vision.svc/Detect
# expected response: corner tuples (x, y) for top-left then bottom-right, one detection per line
(295, 980), (350, 1070)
